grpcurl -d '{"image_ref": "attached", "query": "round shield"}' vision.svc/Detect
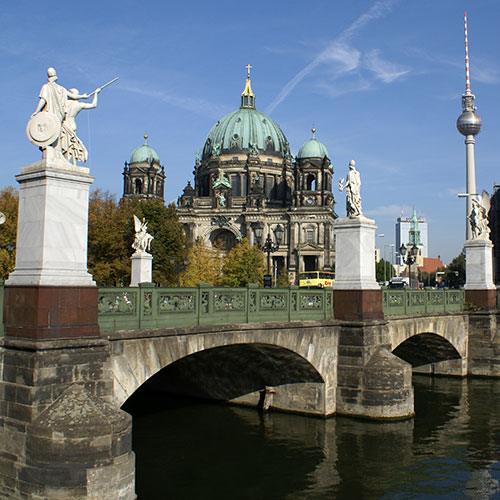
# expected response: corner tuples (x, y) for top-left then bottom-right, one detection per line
(26, 112), (60, 147)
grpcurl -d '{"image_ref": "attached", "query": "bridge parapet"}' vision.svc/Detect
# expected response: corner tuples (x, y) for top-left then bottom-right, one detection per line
(97, 284), (334, 332)
(383, 289), (464, 316)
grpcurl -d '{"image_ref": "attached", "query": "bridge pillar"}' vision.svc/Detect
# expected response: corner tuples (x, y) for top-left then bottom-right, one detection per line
(467, 312), (500, 376)
(336, 321), (414, 419)
(0, 158), (136, 499)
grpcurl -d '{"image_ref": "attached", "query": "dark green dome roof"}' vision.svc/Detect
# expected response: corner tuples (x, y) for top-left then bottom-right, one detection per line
(201, 74), (290, 160)
(297, 130), (329, 159)
(130, 135), (160, 164)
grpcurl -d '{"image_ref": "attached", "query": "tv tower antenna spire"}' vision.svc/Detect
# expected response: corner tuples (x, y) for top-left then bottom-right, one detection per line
(457, 12), (482, 240)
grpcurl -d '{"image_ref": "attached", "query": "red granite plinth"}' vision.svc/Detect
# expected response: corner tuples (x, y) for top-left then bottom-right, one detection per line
(333, 289), (384, 321)
(465, 289), (497, 311)
(4, 286), (100, 340)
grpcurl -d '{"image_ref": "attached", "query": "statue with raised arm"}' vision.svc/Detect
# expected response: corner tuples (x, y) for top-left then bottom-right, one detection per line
(338, 160), (362, 217)
(132, 215), (154, 254)
(60, 87), (101, 164)
(26, 68), (116, 164)
(469, 191), (491, 240)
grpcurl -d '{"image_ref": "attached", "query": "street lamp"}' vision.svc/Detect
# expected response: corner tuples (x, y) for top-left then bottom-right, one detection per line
(169, 255), (189, 287)
(256, 224), (283, 288)
(399, 244), (419, 289)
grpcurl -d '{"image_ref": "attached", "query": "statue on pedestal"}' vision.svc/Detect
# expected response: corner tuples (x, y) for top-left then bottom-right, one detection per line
(338, 160), (362, 217)
(469, 191), (491, 240)
(132, 215), (154, 254)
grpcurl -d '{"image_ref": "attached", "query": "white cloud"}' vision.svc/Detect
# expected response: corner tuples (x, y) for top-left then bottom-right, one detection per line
(364, 49), (410, 83)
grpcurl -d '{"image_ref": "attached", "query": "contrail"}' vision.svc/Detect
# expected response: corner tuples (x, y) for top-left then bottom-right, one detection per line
(265, 0), (399, 114)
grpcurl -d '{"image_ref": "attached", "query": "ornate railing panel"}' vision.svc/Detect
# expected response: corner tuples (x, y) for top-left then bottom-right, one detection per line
(382, 289), (464, 316)
(97, 284), (334, 332)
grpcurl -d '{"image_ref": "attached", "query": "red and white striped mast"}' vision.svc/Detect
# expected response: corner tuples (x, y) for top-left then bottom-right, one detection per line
(457, 12), (482, 240)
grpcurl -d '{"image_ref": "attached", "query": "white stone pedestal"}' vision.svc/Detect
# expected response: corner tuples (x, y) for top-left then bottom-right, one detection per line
(6, 157), (95, 286)
(464, 239), (495, 290)
(130, 252), (153, 287)
(332, 216), (380, 290)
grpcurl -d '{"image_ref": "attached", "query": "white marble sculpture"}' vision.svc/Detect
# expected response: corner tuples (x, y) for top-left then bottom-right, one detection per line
(469, 191), (490, 240)
(26, 67), (116, 164)
(338, 160), (362, 217)
(132, 215), (153, 254)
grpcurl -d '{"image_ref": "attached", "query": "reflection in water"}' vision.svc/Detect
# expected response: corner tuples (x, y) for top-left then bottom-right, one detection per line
(124, 376), (500, 499)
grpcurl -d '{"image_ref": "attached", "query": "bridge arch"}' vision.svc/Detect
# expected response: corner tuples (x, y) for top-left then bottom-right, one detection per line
(386, 315), (468, 368)
(108, 323), (337, 415)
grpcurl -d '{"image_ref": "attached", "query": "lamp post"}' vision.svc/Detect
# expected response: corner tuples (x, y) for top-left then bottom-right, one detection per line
(254, 223), (283, 288)
(399, 244), (419, 289)
(169, 255), (189, 287)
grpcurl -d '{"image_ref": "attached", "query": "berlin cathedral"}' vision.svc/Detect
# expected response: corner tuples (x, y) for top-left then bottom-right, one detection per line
(122, 68), (338, 283)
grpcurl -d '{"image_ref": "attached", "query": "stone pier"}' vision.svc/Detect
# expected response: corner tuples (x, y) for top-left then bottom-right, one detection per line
(0, 156), (136, 499)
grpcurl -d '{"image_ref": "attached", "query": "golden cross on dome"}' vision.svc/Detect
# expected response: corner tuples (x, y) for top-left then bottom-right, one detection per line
(245, 64), (252, 79)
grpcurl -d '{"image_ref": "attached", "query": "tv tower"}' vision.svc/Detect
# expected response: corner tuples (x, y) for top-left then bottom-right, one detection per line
(457, 12), (482, 240)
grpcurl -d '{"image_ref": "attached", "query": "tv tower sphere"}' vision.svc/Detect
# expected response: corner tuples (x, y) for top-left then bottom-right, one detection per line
(457, 109), (482, 136)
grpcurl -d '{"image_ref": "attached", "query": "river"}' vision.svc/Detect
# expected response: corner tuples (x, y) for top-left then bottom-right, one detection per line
(125, 376), (500, 499)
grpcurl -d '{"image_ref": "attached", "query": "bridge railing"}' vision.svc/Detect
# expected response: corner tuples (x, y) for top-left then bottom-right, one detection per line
(382, 289), (464, 316)
(97, 284), (334, 332)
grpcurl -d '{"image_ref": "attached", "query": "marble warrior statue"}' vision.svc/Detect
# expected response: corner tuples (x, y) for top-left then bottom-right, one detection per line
(469, 191), (491, 240)
(27, 67), (117, 164)
(132, 215), (154, 254)
(338, 160), (362, 217)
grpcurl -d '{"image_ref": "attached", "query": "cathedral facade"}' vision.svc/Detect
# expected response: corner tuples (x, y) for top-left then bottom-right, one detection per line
(176, 71), (338, 283)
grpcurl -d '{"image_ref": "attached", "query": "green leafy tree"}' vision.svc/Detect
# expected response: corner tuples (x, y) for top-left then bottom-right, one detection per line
(0, 187), (18, 280)
(88, 190), (131, 286)
(375, 258), (396, 283)
(444, 251), (465, 288)
(180, 239), (222, 286)
(220, 238), (265, 287)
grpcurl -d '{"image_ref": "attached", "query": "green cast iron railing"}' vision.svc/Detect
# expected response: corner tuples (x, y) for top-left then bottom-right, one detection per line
(382, 289), (464, 316)
(97, 284), (334, 332)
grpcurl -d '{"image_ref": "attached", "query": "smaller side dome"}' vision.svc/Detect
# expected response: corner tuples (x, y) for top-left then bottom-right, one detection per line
(130, 135), (161, 165)
(297, 128), (329, 159)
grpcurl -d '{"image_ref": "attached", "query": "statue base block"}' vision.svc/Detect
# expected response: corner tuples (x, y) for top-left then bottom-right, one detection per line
(465, 289), (497, 311)
(130, 252), (153, 287)
(332, 216), (380, 290)
(4, 286), (99, 340)
(333, 289), (384, 321)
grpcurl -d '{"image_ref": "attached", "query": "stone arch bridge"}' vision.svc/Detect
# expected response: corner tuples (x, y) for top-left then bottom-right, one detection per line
(106, 311), (496, 419)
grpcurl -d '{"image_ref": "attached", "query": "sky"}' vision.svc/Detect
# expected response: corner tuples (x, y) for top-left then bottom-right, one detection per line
(2, 0), (500, 265)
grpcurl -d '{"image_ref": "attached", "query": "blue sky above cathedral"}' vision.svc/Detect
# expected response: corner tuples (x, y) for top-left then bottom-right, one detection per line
(1, 0), (500, 263)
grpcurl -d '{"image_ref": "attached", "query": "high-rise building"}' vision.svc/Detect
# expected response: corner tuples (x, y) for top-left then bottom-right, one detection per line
(395, 209), (428, 265)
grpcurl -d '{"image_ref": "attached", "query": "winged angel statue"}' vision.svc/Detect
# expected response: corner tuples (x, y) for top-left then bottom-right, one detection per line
(132, 215), (154, 254)
(469, 190), (491, 240)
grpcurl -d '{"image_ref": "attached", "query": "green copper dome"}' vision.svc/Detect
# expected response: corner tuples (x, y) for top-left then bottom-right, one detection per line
(201, 73), (290, 160)
(297, 130), (328, 159)
(130, 135), (161, 164)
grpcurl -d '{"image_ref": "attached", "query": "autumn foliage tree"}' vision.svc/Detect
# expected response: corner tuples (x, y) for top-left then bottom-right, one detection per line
(180, 238), (222, 286)
(0, 187), (18, 280)
(219, 238), (265, 287)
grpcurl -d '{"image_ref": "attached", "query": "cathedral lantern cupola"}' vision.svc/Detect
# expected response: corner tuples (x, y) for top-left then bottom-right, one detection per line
(294, 128), (335, 210)
(122, 135), (165, 200)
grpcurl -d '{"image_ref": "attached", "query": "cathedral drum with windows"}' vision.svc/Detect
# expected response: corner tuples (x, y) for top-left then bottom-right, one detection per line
(175, 69), (338, 283)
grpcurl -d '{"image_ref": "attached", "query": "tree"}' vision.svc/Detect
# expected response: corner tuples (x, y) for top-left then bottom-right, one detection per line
(220, 238), (265, 287)
(180, 239), (222, 286)
(444, 251), (465, 288)
(0, 187), (18, 280)
(87, 190), (131, 286)
(375, 258), (396, 283)
(276, 268), (291, 288)
(87, 192), (190, 287)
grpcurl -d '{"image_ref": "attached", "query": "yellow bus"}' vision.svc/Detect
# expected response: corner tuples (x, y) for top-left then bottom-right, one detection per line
(298, 271), (334, 288)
